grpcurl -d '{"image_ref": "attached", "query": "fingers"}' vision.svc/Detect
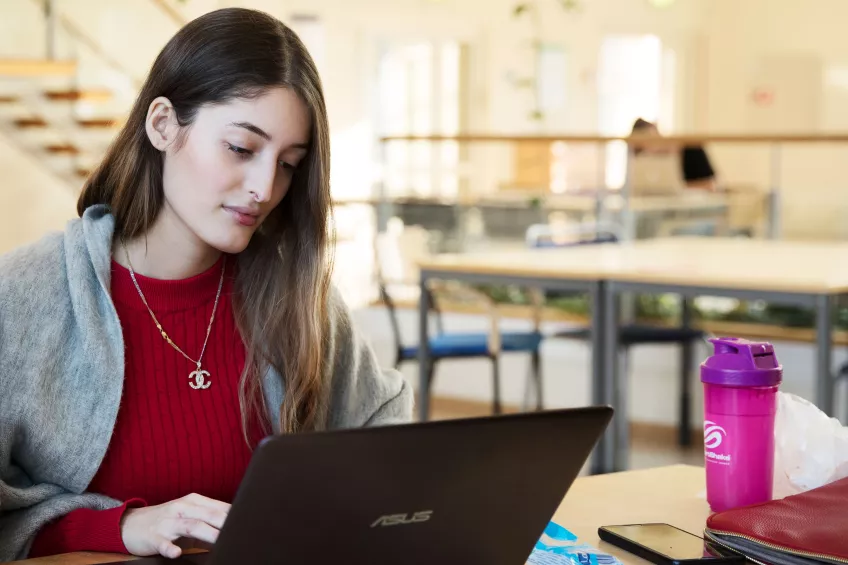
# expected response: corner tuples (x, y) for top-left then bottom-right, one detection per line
(182, 493), (232, 516)
(164, 518), (221, 546)
(157, 538), (183, 560)
(148, 495), (231, 559)
(172, 500), (228, 530)
(122, 495), (233, 560)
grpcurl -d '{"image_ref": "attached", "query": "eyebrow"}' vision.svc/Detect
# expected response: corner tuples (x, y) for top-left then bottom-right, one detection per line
(230, 121), (271, 141)
(229, 121), (309, 149)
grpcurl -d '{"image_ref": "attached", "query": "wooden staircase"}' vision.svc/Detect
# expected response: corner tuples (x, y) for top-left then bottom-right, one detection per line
(44, 88), (112, 102)
(0, 59), (126, 183)
(13, 117), (48, 128)
(0, 0), (175, 186)
(0, 58), (77, 77)
(77, 117), (121, 128)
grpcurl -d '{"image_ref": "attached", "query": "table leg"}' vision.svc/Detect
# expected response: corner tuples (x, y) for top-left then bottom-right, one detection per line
(596, 280), (622, 473)
(604, 282), (627, 472)
(590, 281), (611, 475)
(615, 347), (630, 472)
(418, 273), (432, 422)
(680, 297), (694, 447)
(815, 294), (835, 418)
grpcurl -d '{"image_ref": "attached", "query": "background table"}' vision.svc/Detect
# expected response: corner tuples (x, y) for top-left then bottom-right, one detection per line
(419, 238), (848, 472)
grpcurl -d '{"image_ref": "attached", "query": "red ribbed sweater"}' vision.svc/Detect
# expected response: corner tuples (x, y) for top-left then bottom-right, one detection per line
(29, 256), (267, 557)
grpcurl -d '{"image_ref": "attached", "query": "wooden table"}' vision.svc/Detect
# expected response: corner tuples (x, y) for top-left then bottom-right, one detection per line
(419, 237), (848, 471)
(10, 549), (204, 565)
(552, 464), (708, 563)
(13, 465), (708, 565)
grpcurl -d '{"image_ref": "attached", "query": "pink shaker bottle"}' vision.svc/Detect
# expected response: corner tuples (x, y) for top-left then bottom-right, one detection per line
(701, 337), (782, 512)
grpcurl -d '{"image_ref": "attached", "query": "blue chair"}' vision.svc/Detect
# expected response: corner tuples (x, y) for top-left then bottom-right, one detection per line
(379, 282), (544, 417)
(525, 224), (705, 446)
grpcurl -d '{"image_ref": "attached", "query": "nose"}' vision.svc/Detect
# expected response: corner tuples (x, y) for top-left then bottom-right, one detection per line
(248, 161), (276, 203)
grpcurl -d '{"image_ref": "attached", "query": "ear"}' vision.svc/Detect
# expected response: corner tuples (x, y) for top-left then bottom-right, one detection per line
(145, 96), (179, 151)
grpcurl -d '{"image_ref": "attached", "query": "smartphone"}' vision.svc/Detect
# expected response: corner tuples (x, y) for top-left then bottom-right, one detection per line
(598, 524), (746, 565)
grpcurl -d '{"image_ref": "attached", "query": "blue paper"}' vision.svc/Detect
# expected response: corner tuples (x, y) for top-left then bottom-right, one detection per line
(528, 522), (623, 565)
(543, 521), (578, 542)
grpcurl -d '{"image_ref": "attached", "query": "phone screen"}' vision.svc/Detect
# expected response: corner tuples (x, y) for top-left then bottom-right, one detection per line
(603, 524), (714, 560)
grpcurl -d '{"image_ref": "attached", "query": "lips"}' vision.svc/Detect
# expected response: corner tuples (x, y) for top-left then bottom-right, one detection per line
(224, 206), (260, 227)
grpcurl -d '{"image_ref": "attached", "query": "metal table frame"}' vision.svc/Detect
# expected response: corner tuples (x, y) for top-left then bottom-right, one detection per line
(418, 268), (616, 474)
(604, 280), (842, 471)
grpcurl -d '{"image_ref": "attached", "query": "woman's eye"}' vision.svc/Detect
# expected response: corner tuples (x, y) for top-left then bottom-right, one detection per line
(279, 161), (296, 171)
(227, 144), (253, 158)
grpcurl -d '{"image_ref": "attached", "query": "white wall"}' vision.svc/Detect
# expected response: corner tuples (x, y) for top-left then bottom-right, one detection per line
(703, 0), (848, 240)
(0, 1), (50, 59)
(0, 133), (78, 253)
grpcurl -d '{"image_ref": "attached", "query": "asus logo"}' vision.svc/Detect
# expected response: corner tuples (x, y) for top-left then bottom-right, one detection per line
(370, 511), (433, 528)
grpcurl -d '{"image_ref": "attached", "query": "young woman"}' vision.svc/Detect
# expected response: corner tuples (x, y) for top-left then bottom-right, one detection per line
(0, 8), (411, 562)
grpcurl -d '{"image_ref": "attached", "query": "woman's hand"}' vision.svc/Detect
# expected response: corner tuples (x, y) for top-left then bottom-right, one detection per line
(120, 493), (230, 559)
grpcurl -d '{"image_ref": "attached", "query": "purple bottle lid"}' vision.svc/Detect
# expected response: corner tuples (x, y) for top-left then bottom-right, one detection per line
(701, 337), (783, 387)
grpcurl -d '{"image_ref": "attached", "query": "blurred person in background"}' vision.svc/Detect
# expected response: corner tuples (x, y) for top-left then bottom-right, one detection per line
(631, 117), (719, 191)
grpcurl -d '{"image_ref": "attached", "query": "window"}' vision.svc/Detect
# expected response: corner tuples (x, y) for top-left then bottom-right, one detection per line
(597, 34), (675, 189)
(288, 14), (325, 72)
(378, 40), (462, 199)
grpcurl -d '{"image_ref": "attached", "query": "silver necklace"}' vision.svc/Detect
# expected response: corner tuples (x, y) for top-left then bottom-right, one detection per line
(122, 242), (225, 390)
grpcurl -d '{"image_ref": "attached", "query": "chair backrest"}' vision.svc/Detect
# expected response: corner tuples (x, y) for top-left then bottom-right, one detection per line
(525, 221), (620, 249)
(378, 280), (405, 354)
(669, 221), (718, 237)
(374, 221), (443, 354)
(375, 220), (432, 291)
(378, 280), (443, 346)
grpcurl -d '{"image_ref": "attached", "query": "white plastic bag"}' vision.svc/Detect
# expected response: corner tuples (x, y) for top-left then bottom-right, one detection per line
(773, 392), (848, 499)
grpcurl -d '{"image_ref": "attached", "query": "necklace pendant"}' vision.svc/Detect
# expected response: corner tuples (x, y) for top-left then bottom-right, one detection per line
(189, 366), (212, 390)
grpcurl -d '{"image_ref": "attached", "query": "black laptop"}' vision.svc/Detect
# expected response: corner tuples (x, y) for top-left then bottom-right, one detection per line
(110, 406), (613, 565)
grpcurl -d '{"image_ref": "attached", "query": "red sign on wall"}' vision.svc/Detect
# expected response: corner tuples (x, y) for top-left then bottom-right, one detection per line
(751, 87), (775, 107)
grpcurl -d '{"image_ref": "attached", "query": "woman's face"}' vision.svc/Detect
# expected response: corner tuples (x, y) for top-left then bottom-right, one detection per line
(149, 87), (311, 255)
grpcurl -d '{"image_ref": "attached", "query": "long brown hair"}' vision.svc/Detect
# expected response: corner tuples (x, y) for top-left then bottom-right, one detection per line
(78, 7), (334, 435)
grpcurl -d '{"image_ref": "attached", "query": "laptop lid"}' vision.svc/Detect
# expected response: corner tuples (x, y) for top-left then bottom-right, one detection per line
(630, 151), (685, 196)
(112, 406), (612, 565)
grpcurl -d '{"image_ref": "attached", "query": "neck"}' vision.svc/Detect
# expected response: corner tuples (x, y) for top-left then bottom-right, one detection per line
(113, 204), (222, 280)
